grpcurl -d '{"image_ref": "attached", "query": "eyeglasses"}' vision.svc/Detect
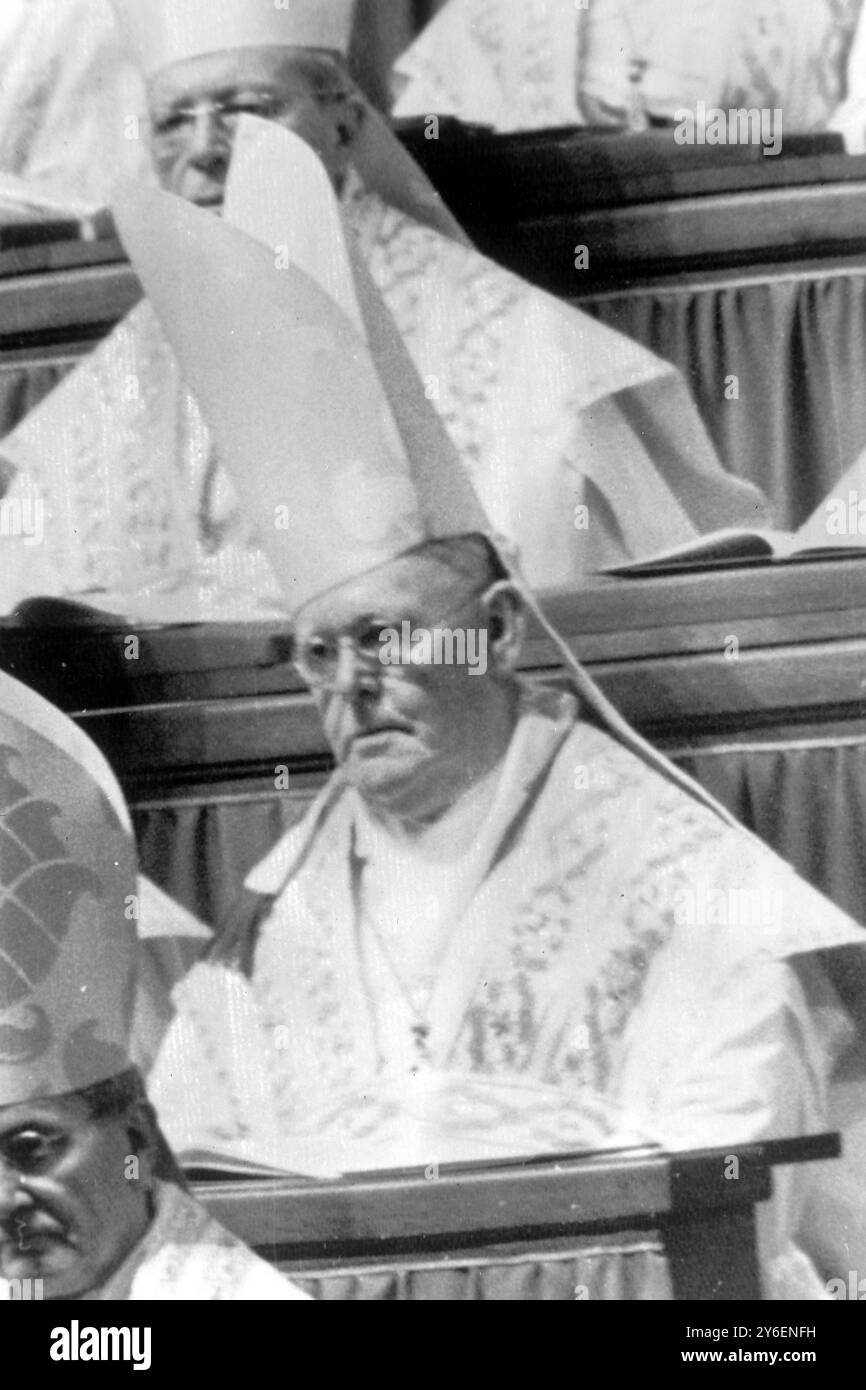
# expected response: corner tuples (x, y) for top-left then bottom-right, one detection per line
(292, 587), (492, 692)
(148, 88), (350, 151)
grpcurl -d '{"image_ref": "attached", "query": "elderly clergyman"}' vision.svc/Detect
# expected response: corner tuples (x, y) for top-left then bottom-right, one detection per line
(0, 0), (767, 621)
(110, 139), (866, 1299)
(0, 669), (308, 1300)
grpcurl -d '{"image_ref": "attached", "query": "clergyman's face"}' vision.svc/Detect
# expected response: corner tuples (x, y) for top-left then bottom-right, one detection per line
(292, 554), (513, 825)
(147, 47), (357, 209)
(0, 1090), (152, 1299)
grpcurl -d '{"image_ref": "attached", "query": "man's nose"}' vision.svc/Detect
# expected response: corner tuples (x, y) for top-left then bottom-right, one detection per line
(0, 1160), (26, 1218)
(186, 107), (230, 166)
(332, 644), (381, 699)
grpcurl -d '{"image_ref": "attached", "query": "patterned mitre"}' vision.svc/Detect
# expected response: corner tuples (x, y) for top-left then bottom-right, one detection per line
(112, 123), (491, 614)
(0, 671), (137, 1105)
(110, 0), (355, 78)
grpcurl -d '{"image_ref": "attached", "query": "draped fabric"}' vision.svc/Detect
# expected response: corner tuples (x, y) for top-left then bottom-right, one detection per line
(580, 265), (866, 530)
(350, 0), (446, 112)
(674, 738), (866, 927)
(132, 791), (305, 930)
(286, 1237), (672, 1301)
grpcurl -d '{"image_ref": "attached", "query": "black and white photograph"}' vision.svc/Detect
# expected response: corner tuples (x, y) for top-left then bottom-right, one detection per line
(0, 0), (865, 1347)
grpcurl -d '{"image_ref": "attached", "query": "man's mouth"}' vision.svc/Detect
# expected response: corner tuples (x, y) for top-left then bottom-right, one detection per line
(2, 1222), (66, 1254)
(351, 722), (412, 744)
(343, 726), (417, 761)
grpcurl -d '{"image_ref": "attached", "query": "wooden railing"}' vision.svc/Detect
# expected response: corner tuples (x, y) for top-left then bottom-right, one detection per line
(194, 1133), (840, 1300)
(2, 558), (865, 799)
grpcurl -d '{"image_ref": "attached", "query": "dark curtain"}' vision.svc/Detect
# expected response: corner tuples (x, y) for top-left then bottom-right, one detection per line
(581, 266), (866, 530)
(674, 738), (866, 926)
(6, 266), (866, 539)
(350, 0), (447, 110)
(132, 738), (866, 933)
(0, 361), (73, 446)
(133, 792), (307, 930)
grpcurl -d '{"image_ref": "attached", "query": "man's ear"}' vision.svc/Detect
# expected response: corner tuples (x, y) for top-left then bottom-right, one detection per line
(124, 1099), (190, 1198)
(125, 1098), (159, 1171)
(336, 92), (366, 151)
(482, 582), (527, 675)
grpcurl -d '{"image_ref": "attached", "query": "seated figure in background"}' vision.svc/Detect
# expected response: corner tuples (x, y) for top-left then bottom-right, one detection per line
(113, 152), (866, 1299)
(395, 0), (863, 137)
(392, 0), (587, 131)
(0, 668), (308, 1300)
(579, 0), (863, 136)
(0, 0), (767, 622)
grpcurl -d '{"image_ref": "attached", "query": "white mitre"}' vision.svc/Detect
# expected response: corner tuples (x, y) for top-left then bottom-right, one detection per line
(110, 0), (355, 76)
(113, 126), (487, 614)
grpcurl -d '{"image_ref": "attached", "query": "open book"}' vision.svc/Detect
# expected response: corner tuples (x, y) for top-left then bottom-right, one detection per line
(169, 1072), (652, 1182)
(605, 488), (866, 576)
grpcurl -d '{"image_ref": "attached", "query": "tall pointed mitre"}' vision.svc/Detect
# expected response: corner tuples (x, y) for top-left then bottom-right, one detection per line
(0, 670), (138, 1105)
(111, 120), (742, 826)
(112, 127), (488, 614)
(110, 0), (355, 76)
